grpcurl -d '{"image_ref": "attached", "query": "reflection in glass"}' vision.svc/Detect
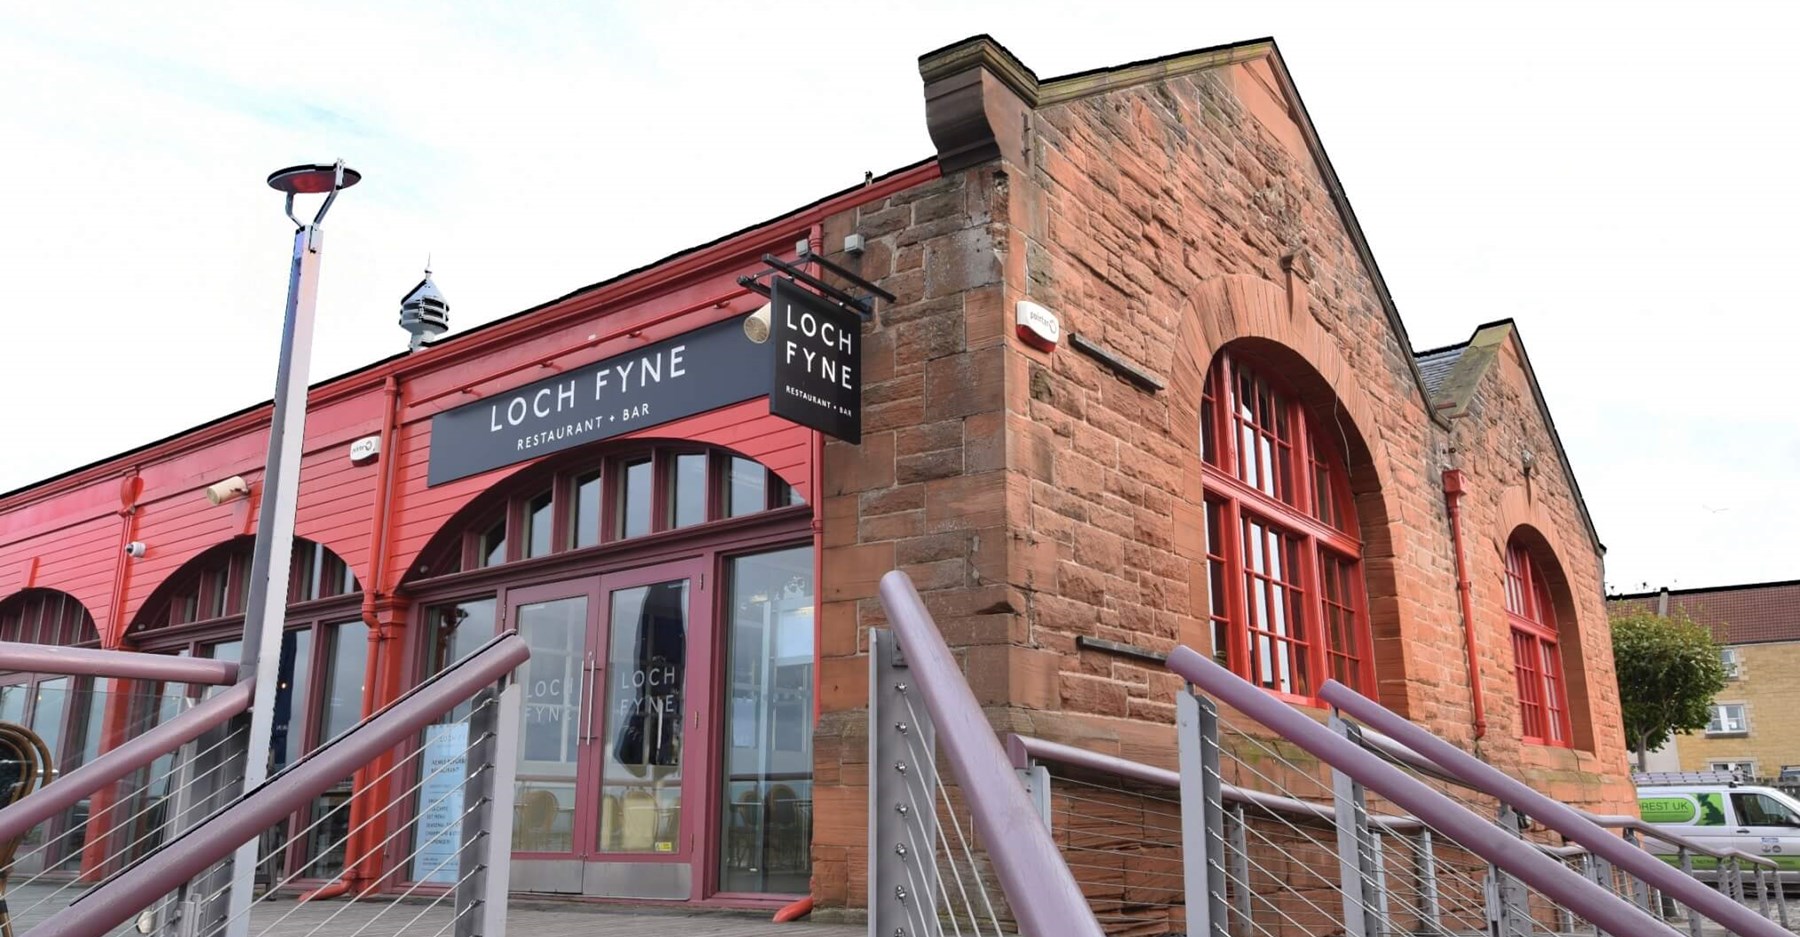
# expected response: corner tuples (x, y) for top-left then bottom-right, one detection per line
(305, 621), (367, 874)
(514, 596), (586, 853)
(719, 546), (814, 893)
(726, 458), (766, 518)
(621, 460), (653, 539)
(272, 630), (314, 770)
(525, 491), (554, 558)
(478, 518), (507, 568)
(424, 598), (497, 723)
(30, 678), (69, 767)
(672, 454), (707, 529)
(598, 582), (687, 854)
(573, 472), (601, 548)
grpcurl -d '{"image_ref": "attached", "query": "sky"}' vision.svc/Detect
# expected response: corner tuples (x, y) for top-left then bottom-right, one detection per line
(0, 1), (1794, 595)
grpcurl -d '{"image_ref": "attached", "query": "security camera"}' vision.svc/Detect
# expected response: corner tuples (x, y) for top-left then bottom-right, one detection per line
(124, 541), (147, 558)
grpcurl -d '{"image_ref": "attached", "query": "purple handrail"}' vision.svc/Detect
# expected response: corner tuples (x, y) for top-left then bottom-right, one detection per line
(28, 631), (530, 937)
(0, 678), (255, 845)
(1005, 733), (1425, 833)
(880, 572), (1105, 937)
(1166, 646), (1683, 937)
(0, 642), (238, 684)
(1318, 678), (1789, 937)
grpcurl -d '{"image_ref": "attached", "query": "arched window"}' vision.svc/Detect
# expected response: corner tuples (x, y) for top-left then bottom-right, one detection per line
(129, 537), (364, 873)
(1505, 539), (1571, 746)
(416, 444), (802, 577)
(1198, 350), (1370, 701)
(0, 589), (102, 868)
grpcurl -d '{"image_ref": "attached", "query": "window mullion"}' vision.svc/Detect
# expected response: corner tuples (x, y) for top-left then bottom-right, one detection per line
(1223, 498), (1247, 681)
(1301, 531), (1326, 694)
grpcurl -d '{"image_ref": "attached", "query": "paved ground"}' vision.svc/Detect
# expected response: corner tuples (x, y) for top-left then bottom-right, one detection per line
(3, 882), (866, 936)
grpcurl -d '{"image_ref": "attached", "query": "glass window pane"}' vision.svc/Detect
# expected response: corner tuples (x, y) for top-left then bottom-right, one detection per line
(621, 459), (653, 539)
(273, 629), (314, 770)
(321, 621), (368, 742)
(425, 598), (497, 724)
(727, 458), (767, 518)
(514, 596), (586, 853)
(573, 472), (601, 548)
(599, 581), (688, 854)
(30, 677), (69, 772)
(672, 454), (708, 529)
(525, 490), (554, 559)
(477, 518), (507, 568)
(719, 547), (815, 893)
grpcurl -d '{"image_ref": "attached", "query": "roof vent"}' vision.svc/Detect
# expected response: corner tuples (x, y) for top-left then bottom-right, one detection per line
(399, 263), (450, 352)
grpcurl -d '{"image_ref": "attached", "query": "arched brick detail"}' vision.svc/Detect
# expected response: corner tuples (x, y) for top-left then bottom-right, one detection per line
(1170, 274), (1415, 712)
(1496, 487), (1596, 751)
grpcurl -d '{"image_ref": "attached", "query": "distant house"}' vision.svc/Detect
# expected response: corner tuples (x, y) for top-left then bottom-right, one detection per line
(1610, 580), (1800, 778)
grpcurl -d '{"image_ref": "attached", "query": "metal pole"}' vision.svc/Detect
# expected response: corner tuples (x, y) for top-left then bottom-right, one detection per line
(1331, 713), (1377, 937)
(1414, 828), (1441, 936)
(1680, 848), (1703, 937)
(226, 167), (347, 937)
(1178, 690), (1229, 937)
(1227, 803), (1251, 937)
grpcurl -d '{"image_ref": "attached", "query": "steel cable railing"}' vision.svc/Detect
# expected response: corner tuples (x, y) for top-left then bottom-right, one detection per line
(1320, 677), (1795, 937)
(24, 630), (526, 937)
(873, 571), (1104, 937)
(2, 722), (252, 922)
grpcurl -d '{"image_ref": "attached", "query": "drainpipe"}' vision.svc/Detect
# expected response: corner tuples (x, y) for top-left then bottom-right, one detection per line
(306, 375), (403, 899)
(84, 472), (143, 879)
(1443, 469), (1487, 741)
(804, 223), (826, 915)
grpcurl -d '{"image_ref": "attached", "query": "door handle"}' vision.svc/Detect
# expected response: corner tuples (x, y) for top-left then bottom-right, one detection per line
(578, 653), (596, 742)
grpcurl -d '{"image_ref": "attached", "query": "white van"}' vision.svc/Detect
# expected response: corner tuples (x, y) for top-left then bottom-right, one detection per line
(1637, 777), (1800, 882)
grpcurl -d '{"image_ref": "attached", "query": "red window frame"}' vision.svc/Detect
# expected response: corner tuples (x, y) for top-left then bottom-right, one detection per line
(1505, 542), (1571, 746)
(1199, 351), (1373, 703)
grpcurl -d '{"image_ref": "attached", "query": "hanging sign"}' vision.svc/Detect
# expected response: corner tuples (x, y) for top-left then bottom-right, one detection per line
(427, 315), (766, 486)
(768, 277), (861, 444)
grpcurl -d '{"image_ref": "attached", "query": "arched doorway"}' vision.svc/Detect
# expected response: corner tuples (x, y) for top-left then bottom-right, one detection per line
(399, 440), (814, 900)
(0, 588), (102, 872)
(123, 536), (363, 877)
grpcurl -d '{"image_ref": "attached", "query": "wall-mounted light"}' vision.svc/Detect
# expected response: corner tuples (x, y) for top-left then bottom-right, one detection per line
(206, 476), (250, 505)
(124, 541), (147, 558)
(744, 302), (772, 344)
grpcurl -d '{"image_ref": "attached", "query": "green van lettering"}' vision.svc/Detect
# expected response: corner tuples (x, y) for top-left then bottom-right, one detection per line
(1696, 792), (1727, 826)
(1639, 796), (1698, 824)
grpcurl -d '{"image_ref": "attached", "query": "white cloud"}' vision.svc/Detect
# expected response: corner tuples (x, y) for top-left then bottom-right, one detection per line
(2, 0), (1795, 591)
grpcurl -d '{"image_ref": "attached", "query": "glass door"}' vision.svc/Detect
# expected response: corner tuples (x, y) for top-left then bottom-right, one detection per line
(504, 580), (598, 894)
(581, 559), (712, 899)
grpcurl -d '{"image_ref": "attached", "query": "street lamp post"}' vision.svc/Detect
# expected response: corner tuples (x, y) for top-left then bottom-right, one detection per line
(224, 162), (359, 937)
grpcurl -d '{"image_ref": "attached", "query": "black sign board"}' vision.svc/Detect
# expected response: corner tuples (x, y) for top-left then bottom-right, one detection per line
(427, 315), (765, 486)
(768, 277), (862, 444)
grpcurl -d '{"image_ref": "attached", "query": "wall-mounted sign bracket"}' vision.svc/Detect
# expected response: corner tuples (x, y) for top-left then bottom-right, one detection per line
(737, 248), (894, 322)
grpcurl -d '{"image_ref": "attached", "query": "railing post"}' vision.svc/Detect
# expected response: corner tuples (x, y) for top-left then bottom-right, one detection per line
(1485, 805), (1532, 937)
(1727, 856), (1744, 903)
(167, 712), (251, 937)
(1412, 828), (1442, 936)
(1226, 803), (1251, 937)
(870, 628), (937, 937)
(1622, 829), (1652, 911)
(1754, 865), (1772, 918)
(455, 675), (518, 937)
(1329, 714), (1381, 937)
(1016, 763), (1052, 832)
(1680, 847), (1703, 937)
(1775, 869), (1791, 929)
(1178, 689), (1229, 937)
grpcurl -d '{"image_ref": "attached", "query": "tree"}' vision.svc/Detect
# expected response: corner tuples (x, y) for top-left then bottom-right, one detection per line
(1611, 610), (1728, 771)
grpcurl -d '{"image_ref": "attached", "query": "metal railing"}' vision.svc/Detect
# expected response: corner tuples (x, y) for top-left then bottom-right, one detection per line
(874, 570), (1104, 937)
(22, 629), (527, 937)
(1319, 677), (1792, 937)
(1166, 645), (1706, 937)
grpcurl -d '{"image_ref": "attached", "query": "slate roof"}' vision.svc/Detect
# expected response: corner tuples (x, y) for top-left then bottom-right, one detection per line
(1609, 580), (1800, 646)
(1413, 344), (1466, 400)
